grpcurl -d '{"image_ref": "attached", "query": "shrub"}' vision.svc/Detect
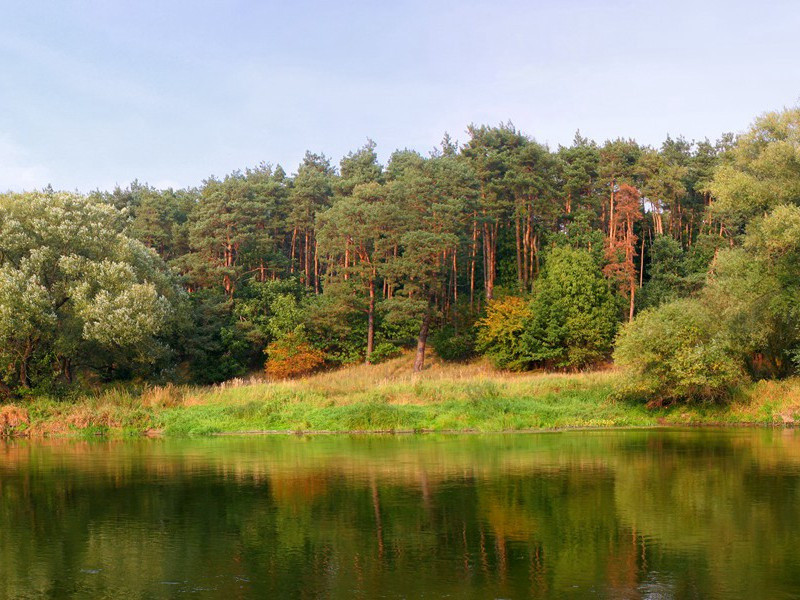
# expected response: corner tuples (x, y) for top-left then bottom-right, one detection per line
(523, 247), (620, 369)
(614, 299), (745, 405)
(368, 342), (403, 364)
(264, 332), (325, 380)
(431, 326), (476, 362)
(475, 296), (533, 370)
(0, 405), (29, 435)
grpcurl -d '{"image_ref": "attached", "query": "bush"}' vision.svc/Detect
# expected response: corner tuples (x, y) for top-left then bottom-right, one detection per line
(264, 332), (326, 380)
(475, 296), (533, 370)
(614, 299), (745, 405)
(368, 342), (403, 364)
(431, 326), (476, 362)
(523, 247), (620, 369)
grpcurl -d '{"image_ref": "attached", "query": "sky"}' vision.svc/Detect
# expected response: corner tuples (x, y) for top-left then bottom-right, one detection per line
(1, 0), (798, 192)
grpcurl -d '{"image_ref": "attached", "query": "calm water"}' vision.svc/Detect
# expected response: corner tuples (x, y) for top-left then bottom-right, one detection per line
(2, 430), (800, 599)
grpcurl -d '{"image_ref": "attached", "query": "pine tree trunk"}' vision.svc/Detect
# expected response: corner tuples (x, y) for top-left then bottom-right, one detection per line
(344, 243), (350, 280)
(629, 280), (636, 321)
(413, 305), (433, 372)
(639, 234), (646, 287)
(304, 230), (311, 286)
(452, 251), (458, 309)
(62, 356), (72, 384)
(290, 227), (297, 273)
(608, 185), (616, 241)
(469, 214), (478, 312)
(366, 276), (375, 364)
(314, 240), (320, 294)
(483, 221), (496, 300)
(515, 213), (523, 291)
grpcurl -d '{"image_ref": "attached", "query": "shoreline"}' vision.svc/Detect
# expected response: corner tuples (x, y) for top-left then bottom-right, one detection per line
(3, 359), (800, 438)
(1, 421), (795, 440)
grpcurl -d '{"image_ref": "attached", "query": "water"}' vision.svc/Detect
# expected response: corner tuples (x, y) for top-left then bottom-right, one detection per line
(2, 429), (800, 599)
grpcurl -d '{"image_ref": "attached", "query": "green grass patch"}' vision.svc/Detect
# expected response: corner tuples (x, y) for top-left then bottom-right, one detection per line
(4, 354), (800, 437)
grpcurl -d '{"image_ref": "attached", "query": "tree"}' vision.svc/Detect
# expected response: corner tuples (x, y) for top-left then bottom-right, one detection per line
(338, 140), (383, 194)
(710, 107), (800, 235)
(507, 139), (558, 290)
(288, 153), (335, 290)
(184, 165), (286, 296)
(614, 299), (744, 404)
(637, 148), (687, 238)
(638, 235), (690, 310)
(603, 184), (643, 320)
(616, 202), (800, 403)
(598, 139), (641, 239)
(316, 181), (402, 363)
(0, 191), (177, 389)
(462, 123), (526, 300)
(557, 132), (600, 217)
(383, 152), (464, 371)
(523, 247), (620, 369)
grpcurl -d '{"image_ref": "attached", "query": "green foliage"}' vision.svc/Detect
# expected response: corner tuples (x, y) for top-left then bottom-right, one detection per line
(234, 278), (308, 348)
(614, 299), (744, 404)
(301, 286), (367, 365)
(703, 244), (800, 380)
(431, 326), (476, 362)
(551, 210), (605, 261)
(0, 191), (178, 390)
(710, 107), (800, 233)
(637, 235), (711, 310)
(5, 108), (778, 396)
(523, 247), (620, 369)
(618, 201), (800, 403)
(683, 233), (724, 277)
(177, 289), (250, 384)
(367, 343), (403, 364)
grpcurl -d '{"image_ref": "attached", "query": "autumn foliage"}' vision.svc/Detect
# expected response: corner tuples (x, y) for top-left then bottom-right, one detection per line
(476, 296), (533, 370)
(603, 184), (642, 321)
(264, 333), (326, 380)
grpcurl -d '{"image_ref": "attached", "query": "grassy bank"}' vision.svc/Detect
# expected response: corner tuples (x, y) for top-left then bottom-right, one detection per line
(2, 353), (800, 437)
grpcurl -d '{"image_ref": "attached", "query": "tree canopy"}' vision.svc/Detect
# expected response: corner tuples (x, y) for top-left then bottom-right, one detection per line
(4, 105), (799, 406)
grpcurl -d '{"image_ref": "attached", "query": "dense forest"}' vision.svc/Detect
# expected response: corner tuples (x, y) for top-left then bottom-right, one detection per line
(1, 106), (799, 404)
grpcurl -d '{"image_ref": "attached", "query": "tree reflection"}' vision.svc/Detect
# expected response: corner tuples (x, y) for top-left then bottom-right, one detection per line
(2, 431), (800, 598)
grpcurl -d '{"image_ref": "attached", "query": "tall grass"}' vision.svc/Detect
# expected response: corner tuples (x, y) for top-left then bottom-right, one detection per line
(4, 352), (800, 436)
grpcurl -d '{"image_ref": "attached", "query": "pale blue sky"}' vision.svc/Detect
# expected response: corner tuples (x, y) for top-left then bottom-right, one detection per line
(1, 0), (798, 191)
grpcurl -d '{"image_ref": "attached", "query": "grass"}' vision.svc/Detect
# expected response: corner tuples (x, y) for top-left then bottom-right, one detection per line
(3, 352), (800, 437)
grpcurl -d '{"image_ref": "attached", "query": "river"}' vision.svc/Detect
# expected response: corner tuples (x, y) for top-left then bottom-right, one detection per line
(2, 429), (799, 598)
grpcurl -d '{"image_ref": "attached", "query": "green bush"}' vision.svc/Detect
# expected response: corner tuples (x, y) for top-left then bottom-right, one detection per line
(523, 247), (620, 369)
(431, 326), (476, 362)
(614, 299), (745, 404)
(368, 342), (403, 364)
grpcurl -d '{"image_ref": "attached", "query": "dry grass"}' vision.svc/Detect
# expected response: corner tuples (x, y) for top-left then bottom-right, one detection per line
(5, 353), (800, 437)
(140, 383), (189, 408)
(286, 351), (606, 397)
(0, 405), (29, 432)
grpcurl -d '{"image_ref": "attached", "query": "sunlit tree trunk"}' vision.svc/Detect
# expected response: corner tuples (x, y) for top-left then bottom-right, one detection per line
(366, 275), (375, 364)
(413, 303), (433, 372)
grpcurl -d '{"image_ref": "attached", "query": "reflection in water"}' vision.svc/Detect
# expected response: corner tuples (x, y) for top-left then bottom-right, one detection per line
(2, 430), (800, 598)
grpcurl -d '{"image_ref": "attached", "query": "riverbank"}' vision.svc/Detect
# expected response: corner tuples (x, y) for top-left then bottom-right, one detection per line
(2, 354), (800, 437)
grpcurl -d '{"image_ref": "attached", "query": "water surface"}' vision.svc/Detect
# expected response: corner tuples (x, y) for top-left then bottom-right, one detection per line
(2, 429), (800, 598)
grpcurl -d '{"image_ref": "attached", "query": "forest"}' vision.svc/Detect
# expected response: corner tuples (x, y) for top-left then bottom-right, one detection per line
(1, 105), (799, 406)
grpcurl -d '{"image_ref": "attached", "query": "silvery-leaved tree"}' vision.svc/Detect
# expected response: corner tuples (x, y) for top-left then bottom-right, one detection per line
(0, 191), (179, 390)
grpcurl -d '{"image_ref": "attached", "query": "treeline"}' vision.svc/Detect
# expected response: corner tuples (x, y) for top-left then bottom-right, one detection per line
(1, 107), (798, 402)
